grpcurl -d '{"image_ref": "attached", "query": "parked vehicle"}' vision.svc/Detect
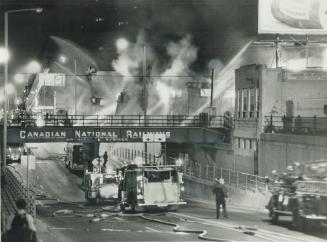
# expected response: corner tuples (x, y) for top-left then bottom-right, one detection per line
(7, 146), (23, 164)
(266, 160), (327, 231)
(65, 143), (84, 171)
(65, 143), (96, 172)
(84, 171), (119, 204)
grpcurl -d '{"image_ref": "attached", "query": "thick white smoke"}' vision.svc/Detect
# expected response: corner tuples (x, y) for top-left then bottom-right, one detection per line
(112, 34), (200, 115)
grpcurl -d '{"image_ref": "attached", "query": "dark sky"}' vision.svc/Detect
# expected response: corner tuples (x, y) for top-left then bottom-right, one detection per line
(0, 0), (258, 73)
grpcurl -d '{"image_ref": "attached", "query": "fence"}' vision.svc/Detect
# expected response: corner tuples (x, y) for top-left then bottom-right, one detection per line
(5, 114), (233, 129)
(264, 115), (327, 136)
(184, 160), (268, 194)
(1, 166), (36, 222)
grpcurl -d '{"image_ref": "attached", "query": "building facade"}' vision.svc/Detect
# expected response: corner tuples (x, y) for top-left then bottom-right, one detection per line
(234, 64), (327, 175)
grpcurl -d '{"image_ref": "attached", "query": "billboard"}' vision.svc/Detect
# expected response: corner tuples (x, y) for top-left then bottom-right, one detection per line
(258, 0), (327, 35)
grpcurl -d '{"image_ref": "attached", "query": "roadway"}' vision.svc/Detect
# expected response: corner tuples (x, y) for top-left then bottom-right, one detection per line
(10, 153), (327, 242)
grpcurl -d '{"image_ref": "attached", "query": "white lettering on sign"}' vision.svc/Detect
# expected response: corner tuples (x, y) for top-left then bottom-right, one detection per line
(126, 130), (145, 139)
(19, 130), (66, 139)
(142, 131), (171, 142)
(75, 130), (118, 139)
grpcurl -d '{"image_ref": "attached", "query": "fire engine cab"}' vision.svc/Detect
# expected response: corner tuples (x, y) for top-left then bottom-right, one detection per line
(118, 164), (186, 212)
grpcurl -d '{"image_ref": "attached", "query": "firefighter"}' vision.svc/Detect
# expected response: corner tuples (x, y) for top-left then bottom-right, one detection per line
(92, 156), (103, 173)
(212, 178), (228, 219)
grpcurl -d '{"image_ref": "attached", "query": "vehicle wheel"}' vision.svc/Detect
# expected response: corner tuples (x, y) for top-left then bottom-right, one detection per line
(95, 195), (101, 205)
(120, 203), (126, 213)
(271, 210), (279, 224)
(292, 213), (304, 231)
(130, 204), (135, 213)
(85, 196), (91, 204)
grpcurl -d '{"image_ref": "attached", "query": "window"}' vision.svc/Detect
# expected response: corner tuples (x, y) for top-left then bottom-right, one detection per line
(237, 137), (241, 148)
(324, 105), (327, 115)
(256, 88), (259, 118)
(145, 171), (171, 182)
(243, 89), (248, 118)
(238, 90), (242, 118)
(250, 89), (255, 118)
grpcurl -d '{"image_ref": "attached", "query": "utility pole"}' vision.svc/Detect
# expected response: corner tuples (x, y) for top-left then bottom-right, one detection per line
(275, 34), (280, 68)
(210, 68), (215, 107)
(74, 59), (77, 116)
(306, 35), (309, 68)
(143, 45), (148, 164)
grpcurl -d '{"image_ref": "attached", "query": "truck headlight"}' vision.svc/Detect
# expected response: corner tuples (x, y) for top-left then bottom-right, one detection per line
(180, 185), (185, 192)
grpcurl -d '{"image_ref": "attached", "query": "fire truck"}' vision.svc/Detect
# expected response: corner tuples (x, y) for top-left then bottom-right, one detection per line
(84, 171), (119, 205)
(267, 160), (327, 231)
(7, 146), (23, 164)
(118, 164), (186, 212)
(65, 143), (96, 172)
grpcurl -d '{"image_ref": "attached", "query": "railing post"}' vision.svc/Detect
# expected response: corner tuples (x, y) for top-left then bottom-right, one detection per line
(220, 168), (223, 179)
(198, 163), (201, 178)
(236, 172), (239, 188)
(245, 174), (248, 191)
(270, 114), (273, 133)
(206, 165), (209, 180)
(97, 115), (99, 126)
(255, 175), (258, 193)
(228, 170), (231, 184)
(184, 159), (187, 174)
(213, 166), (216, 181)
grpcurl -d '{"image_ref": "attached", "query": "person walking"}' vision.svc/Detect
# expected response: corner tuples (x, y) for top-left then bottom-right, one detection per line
(212, 178), (228, 219)
(2, 198), (38, 242)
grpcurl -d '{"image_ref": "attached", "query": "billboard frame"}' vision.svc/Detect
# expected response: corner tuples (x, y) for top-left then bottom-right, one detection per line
(258, 0), (327, 35)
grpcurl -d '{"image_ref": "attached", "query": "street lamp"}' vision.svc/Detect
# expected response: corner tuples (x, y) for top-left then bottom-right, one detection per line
(3, 8), (43, 168)
(116, 38), (129, 51)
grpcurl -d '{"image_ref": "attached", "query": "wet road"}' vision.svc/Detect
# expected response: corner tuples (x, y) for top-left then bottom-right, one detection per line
(13, 157), (327, 242)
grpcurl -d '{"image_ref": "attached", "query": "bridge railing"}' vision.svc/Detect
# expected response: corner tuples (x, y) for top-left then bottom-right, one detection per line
(264, 115), (327, 136)
(5, 114), (231, 128)
(184, 160), (268, 194)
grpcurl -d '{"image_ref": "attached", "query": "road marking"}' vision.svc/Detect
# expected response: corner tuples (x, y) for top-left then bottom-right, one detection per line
(102, 228), (131, 232)
(145, 226), (160, 232)
(170, 212), (318, 242)
(114, 216), (123, 221)
(49, 227), (73, 230)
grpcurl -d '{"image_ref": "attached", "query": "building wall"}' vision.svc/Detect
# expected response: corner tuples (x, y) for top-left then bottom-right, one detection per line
(261, 68), (327, 119)
(259, 133), (327, 176)
(233, 65), (261, 174)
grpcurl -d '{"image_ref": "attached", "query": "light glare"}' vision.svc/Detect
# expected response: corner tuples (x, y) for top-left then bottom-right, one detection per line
(116, 38), (129, 51)
(27, 61), (41, 73)
(0, 48), (10, 63)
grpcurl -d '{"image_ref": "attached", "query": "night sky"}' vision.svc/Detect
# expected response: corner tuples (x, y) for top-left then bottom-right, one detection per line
(0, 0), (258, 73)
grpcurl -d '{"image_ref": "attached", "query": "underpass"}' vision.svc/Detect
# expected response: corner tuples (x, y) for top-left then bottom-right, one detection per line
(4, 150), (327, 242)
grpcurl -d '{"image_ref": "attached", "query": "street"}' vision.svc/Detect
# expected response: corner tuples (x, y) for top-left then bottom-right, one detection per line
(13, 157), (326, 242)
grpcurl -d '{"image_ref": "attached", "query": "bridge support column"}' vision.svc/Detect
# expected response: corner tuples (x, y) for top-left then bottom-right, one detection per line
(94, 141), (100, 157)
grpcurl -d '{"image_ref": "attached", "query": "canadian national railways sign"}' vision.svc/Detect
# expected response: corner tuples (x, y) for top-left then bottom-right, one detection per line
(20, 131), (66, 139)
(7, 126), (224, 144)
(16, 128), (170, 143)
